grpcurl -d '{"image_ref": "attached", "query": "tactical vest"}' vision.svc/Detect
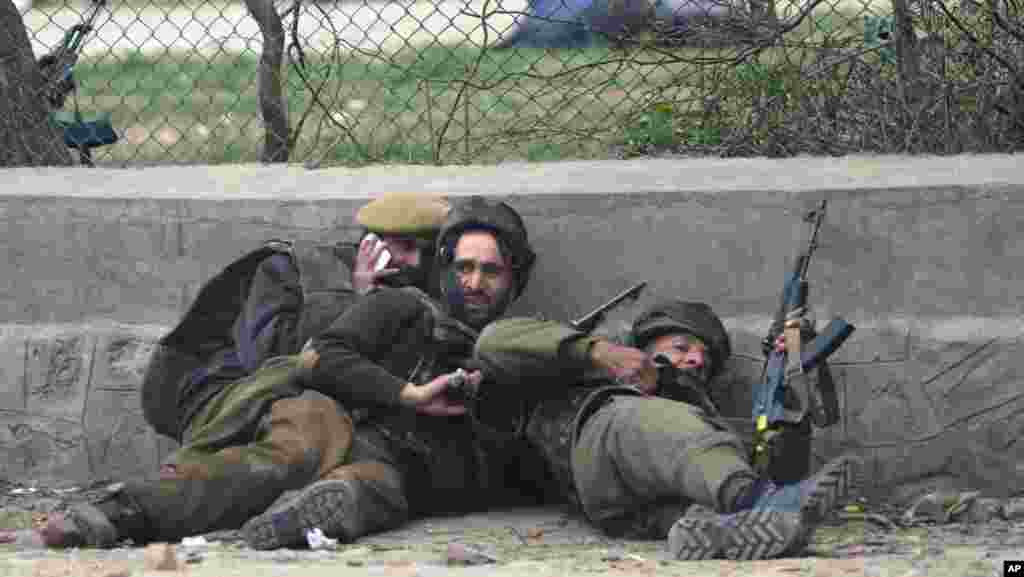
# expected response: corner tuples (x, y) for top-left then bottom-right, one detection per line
(141, 240), (359, 441)
(523, 383), (645, 503)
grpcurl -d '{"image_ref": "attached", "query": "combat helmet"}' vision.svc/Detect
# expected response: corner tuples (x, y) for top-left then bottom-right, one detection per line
(631, 300), (732, 379)
(436, 196), (535, 299)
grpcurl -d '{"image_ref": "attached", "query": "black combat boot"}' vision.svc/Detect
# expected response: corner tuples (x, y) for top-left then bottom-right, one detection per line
(668, 454), (859, 561)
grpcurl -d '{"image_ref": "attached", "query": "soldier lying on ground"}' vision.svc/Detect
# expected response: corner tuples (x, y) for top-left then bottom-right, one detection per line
(0, 195), (553, 550)
(236, 196), (556, 548)
(0, 193), (452, 548)
(472, 301), (860, 560)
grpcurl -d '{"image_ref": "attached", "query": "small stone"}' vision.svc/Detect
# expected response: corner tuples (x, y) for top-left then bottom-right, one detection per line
(143, 543), (178, 571)
(526, 527), (544, 539)
(445, 542), (497, 566)
(1002, 497), (1024, 521)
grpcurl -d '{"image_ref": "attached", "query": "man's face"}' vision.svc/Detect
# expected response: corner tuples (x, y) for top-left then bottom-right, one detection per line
(646, 331), (711, 383)
(447, 230), (515, 328)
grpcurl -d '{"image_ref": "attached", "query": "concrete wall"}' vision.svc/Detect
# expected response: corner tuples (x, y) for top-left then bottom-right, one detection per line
(1, 156), (1022, 500)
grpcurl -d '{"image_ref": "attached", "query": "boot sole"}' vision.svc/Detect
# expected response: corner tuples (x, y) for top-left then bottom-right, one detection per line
(242, 480), (356, 550)
(799, 454), (859, 525)
(669, 509), (804, 561)
(668, 454), (860, 561)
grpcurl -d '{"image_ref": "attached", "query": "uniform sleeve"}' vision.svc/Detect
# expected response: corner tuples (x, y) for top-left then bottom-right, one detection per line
(233, 252), (303, 373)
(304, 289), (426, 407)
(473, 317), (603, 388)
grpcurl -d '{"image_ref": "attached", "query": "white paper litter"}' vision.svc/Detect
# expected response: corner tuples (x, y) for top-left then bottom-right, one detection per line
(305, 528), (338, 550)
(181, 536), (210, 548)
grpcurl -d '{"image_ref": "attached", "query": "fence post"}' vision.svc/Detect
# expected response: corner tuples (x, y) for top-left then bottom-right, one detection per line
(244, 0), (290, 163)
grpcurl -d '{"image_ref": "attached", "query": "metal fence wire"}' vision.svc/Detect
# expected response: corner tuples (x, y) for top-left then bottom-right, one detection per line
(11, 0), (1024, 166)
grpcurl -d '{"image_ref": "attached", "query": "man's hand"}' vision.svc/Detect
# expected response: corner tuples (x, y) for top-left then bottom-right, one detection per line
(353, 234), (401, 295)
(398, 370), (482, 417)
(590, 340), (658, 394)
(774, 334), (786, 353)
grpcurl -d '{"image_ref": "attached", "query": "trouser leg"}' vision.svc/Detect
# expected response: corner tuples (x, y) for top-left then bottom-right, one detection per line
(104, 382), (352, 543)
(570, 396), (754, 538)
(241, 426), (410, 549)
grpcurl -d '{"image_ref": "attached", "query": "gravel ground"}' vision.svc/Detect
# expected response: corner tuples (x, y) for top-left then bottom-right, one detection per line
(0, 481), (1021, 577)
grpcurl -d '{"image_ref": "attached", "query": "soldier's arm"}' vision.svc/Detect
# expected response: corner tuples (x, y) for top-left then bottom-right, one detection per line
(299, 288), (428, 408)
(474, 317), (604, 385)
(232, 252), (303, 373)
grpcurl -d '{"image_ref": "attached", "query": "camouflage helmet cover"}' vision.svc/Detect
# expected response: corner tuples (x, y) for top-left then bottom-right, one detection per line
(436, 196), (536, 298)
(631, 300), (732, 378)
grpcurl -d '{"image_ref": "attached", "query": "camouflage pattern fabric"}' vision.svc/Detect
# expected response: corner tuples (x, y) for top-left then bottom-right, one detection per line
(111, 356), (353, 542)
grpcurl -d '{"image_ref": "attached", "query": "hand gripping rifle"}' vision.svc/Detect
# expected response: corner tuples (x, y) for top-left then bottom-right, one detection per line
(447, 281), (649, 402)
(751, 200), (855, 477)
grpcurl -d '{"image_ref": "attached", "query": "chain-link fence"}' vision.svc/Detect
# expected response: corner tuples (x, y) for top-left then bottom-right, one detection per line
(5, 0), (1023, 166)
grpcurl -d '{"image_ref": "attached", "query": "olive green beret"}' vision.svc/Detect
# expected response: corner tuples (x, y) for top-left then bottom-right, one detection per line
(356, 193), (451, 237)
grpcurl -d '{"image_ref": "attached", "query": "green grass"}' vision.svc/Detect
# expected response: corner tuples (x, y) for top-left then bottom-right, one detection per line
(60, 10), (881, 166)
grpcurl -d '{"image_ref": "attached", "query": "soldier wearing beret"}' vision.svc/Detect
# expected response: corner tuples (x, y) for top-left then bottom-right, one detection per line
(474, 301), (858, 560)
(2, 193), (452, 548)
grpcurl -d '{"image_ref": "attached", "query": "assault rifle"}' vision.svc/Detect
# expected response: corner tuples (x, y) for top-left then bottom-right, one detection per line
(751, 200), (855, 477)
(570, 281), (648, 334)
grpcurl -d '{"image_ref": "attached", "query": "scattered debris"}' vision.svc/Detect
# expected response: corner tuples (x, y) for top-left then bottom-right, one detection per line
(837, 512), (897, 531)
(305, 527), (339, 550)
(180, 535), (210, 564)
(446, 542), (498, 566)
(1003, 497), (1024, 521)
(181, 535), (210, 548)
(963, 498), (1004, 524)
(143, 542), (178, 571)
(902, 491), (980, 525)
(602, 548), (627, 562)
(601, 548), (647, 562)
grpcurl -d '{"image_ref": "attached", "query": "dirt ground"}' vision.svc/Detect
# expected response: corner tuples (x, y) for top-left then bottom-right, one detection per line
(0, 482), (1021, 577)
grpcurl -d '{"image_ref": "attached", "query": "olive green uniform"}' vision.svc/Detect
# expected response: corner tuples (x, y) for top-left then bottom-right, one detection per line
(84, 195), (451, 545)
(475, 317), (756, 538)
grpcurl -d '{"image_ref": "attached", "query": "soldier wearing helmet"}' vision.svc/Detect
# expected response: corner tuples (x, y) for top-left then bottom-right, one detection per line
(9, 193), (530, 552)
(474, 299), (858, 561)
(227, 196), (554, 549)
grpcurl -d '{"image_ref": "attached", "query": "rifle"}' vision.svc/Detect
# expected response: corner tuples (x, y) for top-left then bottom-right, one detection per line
(751, 200), (856, 477)
(570, 281), (648, 334)
(447, 281), (648, 402)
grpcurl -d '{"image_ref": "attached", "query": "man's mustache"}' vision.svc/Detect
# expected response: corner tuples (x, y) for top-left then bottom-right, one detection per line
(462, 290), (491, 305)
